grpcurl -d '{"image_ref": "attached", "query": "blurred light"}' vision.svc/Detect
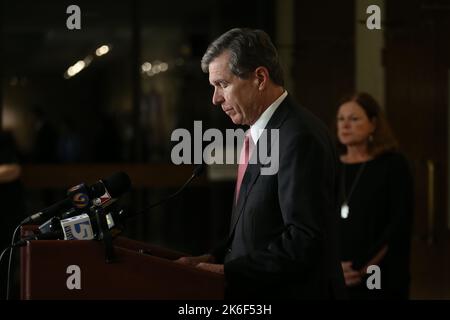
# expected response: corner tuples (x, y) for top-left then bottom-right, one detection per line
(96, 45), (110, 56)
(153, 63), (161, 73)
(65, 60), (86, 78)
(141, 62), (152, 72)
(64, 43), (111, 79)
(160, 62), (168, 72)
(67, 67), (76, 77)
(73, 60), (85, 73)
(142, 60), (170, 77)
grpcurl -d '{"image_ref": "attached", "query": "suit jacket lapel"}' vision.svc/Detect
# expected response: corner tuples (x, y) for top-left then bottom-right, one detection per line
(228, 96), (293, 236)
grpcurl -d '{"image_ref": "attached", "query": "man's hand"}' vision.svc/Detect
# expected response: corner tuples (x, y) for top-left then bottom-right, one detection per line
(341, 261), (363, 287)
(196, 263), (224, 275)
(175, 255), (223, 274)
(174, 254), (215, 267)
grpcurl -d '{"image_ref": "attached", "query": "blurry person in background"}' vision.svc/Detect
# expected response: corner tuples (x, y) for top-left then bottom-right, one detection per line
(0, 130), (25, 299)
(335, 92), (413, 299)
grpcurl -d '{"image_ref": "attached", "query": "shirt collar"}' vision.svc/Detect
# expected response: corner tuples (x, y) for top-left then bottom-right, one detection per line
(250, 90), (288, 144)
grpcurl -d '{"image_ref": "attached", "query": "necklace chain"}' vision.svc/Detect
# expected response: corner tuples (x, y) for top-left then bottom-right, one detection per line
(341, 162), (367, 219)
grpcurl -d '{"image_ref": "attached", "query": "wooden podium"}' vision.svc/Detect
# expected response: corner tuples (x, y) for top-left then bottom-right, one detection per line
(20, 228), (224, 300)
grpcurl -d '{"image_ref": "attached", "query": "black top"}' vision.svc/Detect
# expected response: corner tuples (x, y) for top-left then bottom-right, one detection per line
(338, 151), (414, 298)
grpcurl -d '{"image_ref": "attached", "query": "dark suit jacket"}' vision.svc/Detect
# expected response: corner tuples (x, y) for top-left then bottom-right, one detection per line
(212, 96), (346, 299)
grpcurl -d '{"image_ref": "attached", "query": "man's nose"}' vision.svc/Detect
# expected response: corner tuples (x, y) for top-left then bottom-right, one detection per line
(212, 88), (224, 106)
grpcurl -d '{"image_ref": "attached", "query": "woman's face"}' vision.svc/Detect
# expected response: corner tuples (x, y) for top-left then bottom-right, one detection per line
(337, 101), (376, 147)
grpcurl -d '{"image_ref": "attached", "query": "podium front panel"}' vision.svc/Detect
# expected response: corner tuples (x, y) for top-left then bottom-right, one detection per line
(20, 239), (224, 300)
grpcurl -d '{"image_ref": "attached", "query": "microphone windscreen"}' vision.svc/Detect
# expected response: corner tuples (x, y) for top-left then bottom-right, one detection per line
(102, 172), (132, 198)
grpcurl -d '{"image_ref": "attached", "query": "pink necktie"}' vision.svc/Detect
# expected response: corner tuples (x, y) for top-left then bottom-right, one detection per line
(235, 133), (252, 204)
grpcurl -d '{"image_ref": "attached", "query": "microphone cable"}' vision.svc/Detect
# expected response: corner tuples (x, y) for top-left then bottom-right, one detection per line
(131, 164), (205, 219)
(5, 224), (21, 300)
(0, 246), (12, 299)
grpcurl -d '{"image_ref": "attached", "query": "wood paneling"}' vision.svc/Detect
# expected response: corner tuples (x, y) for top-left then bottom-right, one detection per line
(293, 1), (355, 127)
(21, 164), (207, 188)
(385, 0), (450, 299)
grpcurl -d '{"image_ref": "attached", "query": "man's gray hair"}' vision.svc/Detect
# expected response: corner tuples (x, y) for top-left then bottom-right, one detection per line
(201, 28), (284, 86)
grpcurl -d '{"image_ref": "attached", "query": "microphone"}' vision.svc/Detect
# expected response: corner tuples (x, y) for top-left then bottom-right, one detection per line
(60, 213), (95, 240)
(13, 230), (64, 247)
(74, 164), (206, 239)
(14, 165), (204, 247)
(13, 207), (125, 248)
(20, 172), (131, 225)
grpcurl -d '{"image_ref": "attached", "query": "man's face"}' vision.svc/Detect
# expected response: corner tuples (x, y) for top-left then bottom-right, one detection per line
(208, 51), (260, 125)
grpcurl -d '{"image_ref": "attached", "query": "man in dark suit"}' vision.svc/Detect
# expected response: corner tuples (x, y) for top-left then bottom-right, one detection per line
(177, 28), (346, 299)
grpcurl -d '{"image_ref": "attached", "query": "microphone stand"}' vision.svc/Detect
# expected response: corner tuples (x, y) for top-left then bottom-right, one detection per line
(94, 207), (115, 263)
(133, 164), (205, 217)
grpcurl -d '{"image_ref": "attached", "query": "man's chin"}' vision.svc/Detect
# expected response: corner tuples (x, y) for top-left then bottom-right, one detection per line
(229, 115), (242, 125)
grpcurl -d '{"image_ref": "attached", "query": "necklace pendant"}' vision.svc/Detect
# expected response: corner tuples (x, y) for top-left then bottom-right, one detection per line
(341, 203), (349, 219)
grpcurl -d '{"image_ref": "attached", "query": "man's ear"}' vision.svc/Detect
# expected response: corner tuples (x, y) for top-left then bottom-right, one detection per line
(254, 66), (269, 90)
